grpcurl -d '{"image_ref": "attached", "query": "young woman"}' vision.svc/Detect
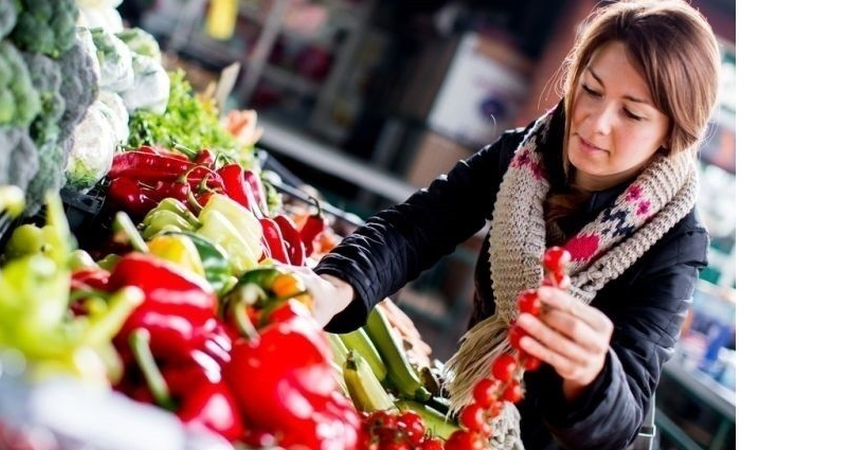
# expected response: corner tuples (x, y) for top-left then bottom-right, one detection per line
(303, 1), (721, 448)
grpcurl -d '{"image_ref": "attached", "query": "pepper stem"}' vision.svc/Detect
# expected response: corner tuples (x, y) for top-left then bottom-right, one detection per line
(128, 328), (178, 411)
(308, 196), (324, 220)
(81, 286), (145, 347)
(186, 186), (204, 215)
(172, 143), (198, 160)
(229, 300), (260, 341)
(114, 212), (149, 253)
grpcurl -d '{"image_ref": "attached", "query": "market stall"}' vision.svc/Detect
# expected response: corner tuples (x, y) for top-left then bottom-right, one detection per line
(0, 2), (561, 449)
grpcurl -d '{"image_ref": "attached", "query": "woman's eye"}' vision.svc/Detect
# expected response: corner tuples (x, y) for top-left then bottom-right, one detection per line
(581, 84), (601, 97)
(624, 109), (643, 121)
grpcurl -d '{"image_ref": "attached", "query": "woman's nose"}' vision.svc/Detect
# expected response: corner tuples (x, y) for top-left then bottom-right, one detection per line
(586, 104), (615, 135)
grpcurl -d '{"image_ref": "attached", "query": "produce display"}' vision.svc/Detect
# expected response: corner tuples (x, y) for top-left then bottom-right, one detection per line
(0, 2), (582, 449)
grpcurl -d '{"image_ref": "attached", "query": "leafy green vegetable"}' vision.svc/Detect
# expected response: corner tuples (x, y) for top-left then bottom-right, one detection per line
(127, 70), (245, 160)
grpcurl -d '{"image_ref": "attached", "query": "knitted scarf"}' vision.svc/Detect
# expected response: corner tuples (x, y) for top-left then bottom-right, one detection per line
(443, 106), (699, 449)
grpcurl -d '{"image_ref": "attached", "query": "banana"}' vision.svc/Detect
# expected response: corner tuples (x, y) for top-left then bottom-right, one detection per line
(326, 332), (348, 368)
(364, 306), (432, 401)
(338, 328), (388, 383)
(395, 399), (460, 440)
(343, 349), (396, 413)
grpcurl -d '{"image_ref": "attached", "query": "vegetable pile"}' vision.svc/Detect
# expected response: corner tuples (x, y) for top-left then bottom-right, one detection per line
(0, 2), (539, 448)
(0, 0), (97, 216)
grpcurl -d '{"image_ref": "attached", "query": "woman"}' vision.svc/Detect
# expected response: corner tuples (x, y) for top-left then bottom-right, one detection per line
(305, 0), (721, 448)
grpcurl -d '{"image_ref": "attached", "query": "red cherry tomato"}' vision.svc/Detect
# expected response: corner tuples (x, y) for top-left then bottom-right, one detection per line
(472, 378), (501, 407)
(502, 380), (524, 403)
(459, 403), (487, 433)
(398, 410), (426, 444)
(509, 325), (528, 351)
(420, 437), (445, 450)
(491, 354), (518, 382)
(523, 354), (542, 371)
(516, 289), (541, 316)
(444, 430), (485, 450)
(382, 441), (411, 450)
(542, 246), (568, 274)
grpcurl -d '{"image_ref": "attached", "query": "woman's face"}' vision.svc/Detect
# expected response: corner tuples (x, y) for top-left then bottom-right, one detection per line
(566, 41), (671, 191)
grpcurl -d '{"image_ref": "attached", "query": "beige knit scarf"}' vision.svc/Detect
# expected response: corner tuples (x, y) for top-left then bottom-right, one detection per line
(443, 107), (699, 449)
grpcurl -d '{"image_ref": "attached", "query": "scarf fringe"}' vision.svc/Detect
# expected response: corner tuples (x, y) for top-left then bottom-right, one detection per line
(486, 402), (524, 450)
(444, 314), (518, 415)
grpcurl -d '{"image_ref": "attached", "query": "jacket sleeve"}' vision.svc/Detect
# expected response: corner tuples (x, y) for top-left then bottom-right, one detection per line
(314, 130), (522, 333)
(527, 219), (709, 450)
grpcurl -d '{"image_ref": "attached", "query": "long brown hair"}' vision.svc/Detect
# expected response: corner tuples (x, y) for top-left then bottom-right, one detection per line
(546, 0), (721, 234)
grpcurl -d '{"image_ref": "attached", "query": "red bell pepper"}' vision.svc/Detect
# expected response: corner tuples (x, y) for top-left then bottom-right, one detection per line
(300, 198), (326, 258)
(272, 214), (306, 266)
(109, 253), (229, 365)
(225, 300), (358, 449)
(129, 329), (245, 442)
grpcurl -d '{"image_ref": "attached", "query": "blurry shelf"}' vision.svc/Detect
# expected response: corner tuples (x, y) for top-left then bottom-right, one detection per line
(655, 410), (705, 450)
(262, 66), (321, 95)
(239, 3), (265, 23)
(663, 359), (735, 421)
(257, 118), (418, 203)
(179, 35), (246, 67)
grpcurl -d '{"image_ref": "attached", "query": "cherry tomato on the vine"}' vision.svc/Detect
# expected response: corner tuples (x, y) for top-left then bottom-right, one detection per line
(398, 411), (426, 445)
(542, 246), (568, 274)
(517, 289), (541, 316)
(491, 353), (518, 382)
(502, 380), (524, 403)
(445, 430), (486, 450)
(459, 403), (487, 433)
(472, 378), (501, 407)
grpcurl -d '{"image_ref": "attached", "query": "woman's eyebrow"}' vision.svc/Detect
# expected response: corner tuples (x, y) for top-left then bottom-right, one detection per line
(587, 66), (650, 105)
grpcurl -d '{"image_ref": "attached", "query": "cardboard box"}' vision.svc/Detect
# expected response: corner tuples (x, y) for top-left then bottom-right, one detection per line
(404, 131), (474, 188)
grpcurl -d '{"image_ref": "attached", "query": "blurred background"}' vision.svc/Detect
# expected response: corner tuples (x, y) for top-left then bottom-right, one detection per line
(126, 0), (736, 448)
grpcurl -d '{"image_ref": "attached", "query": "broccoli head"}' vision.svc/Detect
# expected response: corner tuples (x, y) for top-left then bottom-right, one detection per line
(0, 126), (39, 194)
(57, 35), (98, 147)
(10, 0), (77, 58)
(22, 52), (65, 146)
(0, 41), (41, 128)
(24, 138), (66, 217)
(0, 0), (21, 40)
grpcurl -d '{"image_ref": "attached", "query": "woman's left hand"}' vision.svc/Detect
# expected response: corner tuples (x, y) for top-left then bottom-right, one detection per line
(515, 285), (614, 399)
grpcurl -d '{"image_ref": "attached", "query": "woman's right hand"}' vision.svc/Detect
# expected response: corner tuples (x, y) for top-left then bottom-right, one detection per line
(282, 265), (355, 327)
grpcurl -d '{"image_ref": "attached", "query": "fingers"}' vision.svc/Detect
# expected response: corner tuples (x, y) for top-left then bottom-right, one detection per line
(516, 313), (590, 366)
(537, 286), (614, 335)
(514, 286), (614, 386)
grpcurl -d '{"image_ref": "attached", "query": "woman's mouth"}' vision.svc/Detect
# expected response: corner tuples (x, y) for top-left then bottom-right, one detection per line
(577, 135), (608, 154)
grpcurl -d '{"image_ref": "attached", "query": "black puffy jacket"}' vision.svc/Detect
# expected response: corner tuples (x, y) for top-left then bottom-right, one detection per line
(314, 102), (709, 450)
